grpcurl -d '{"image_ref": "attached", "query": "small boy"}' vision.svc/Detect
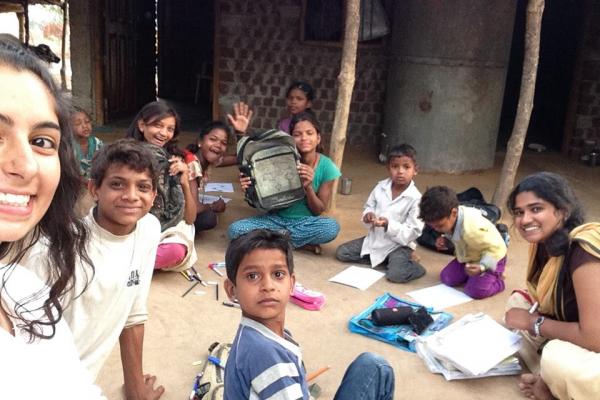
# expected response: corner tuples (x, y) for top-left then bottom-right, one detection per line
(419, 186), (507, 299)
(25, 139), (165, 398)
(224, 229), (395, 400)
(335, 144), (425, 283)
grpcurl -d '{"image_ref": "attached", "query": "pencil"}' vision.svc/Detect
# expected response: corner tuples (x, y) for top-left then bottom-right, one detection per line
(209, 265), (224, 277)
(306, 366), (330, 382)
(181, 281), (200, 297)
(216, 283), (219, 301)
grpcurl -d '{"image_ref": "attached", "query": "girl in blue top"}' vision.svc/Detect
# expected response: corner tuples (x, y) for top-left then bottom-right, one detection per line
(229, 112), (340, 253)
(71, 107), (103, 181)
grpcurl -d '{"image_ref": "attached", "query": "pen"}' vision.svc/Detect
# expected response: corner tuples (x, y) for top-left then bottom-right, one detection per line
(528, 301), (539, 314)
(209, 264), (224, 277)
(222, 301), (240, 308)
(208, 355), (224, 368)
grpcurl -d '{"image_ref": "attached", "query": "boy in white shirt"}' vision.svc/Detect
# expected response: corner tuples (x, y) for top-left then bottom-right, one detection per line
(25, 139), (164, 399)
(336, 144), (425, 283)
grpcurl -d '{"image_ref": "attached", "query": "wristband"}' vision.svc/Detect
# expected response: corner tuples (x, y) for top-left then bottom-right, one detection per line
(533, 315), (545, 337)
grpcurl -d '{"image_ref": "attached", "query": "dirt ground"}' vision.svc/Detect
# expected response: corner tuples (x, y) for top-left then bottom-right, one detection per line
(95, 141), (600, 400)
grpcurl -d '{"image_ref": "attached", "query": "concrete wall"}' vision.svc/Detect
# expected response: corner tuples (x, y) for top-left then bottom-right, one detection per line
(382, 1), (516, 172)
(570, 0), (600, 155)
(216, 0), (390, 147)
(69, 1), (94, 116)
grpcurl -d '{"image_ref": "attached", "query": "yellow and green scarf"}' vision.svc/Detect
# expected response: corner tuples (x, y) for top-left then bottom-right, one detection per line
(526, 223), (600, 319)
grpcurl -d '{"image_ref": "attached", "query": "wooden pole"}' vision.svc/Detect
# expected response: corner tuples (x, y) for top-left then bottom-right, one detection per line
(23, 0), (30, 45)
(492, 0), (545, 211)
(60, 1), (68, 91)
(17, 12), (25, 42)
(328, 0), (360, 211)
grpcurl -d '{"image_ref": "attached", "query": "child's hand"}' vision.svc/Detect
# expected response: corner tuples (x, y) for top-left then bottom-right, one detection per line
(169, 156), (189, 185)
(227, 101), (253, 134)
(435, 236), (450, 251)
(465, 263), (484, 276)
(239, 173), (252, 192)
(210, 198), (226, 213)
(297, 163), (314, 189)
(363, 212), (376, 224)
(373, 217), (388, 229)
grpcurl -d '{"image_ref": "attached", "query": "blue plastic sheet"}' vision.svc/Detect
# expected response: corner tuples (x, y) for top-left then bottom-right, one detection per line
(349, 292), (453, 352)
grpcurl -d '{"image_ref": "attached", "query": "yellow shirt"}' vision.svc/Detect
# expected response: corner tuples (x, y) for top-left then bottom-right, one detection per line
(451, 206), (507, 270)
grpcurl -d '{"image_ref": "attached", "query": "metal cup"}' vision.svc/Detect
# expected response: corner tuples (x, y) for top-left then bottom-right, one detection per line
(340, 177), (352, 195)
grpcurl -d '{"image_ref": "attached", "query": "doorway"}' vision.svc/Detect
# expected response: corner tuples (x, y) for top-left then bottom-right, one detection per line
(157, 0), (214, 131)
(102, 0), (214, 131)
(497, 0), (585, 151)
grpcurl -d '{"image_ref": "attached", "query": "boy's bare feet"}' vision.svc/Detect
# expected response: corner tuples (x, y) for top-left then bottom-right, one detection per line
(299, 244), (322, 255)
(411, 251), (421, 263)
(518, 374), (555, 400)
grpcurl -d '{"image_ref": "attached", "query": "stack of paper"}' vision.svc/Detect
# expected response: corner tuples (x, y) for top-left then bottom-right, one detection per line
(416, 313), (522, 380)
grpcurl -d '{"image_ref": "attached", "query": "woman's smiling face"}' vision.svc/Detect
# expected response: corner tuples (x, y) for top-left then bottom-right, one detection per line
(0, 65), (61, 242)
(512, 191), (566, 244)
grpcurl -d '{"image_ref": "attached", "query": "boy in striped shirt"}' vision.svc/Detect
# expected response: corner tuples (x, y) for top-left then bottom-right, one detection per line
(223, 229), (395, 400)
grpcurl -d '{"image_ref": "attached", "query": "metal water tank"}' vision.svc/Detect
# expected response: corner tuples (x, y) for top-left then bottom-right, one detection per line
(381, 1), (517, 172)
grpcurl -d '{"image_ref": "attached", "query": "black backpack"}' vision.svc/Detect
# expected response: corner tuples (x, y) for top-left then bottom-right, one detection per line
(237, 129), (305, 213)
(417, 187), (509, 254)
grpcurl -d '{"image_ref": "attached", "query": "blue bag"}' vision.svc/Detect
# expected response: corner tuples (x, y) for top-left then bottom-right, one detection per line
(348, 293), (453, 352)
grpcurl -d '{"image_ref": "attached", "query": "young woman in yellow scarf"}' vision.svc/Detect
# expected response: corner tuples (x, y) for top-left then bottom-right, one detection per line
(504, 172), (600, 400)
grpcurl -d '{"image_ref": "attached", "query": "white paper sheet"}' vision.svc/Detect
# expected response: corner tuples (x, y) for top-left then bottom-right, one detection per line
(204, 182), (234, 193)
(328, 266), (385, 291)
(200, 195), (232, 204)
(406, 284), (473, 310)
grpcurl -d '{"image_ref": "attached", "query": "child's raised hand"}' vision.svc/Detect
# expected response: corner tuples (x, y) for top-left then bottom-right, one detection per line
(465, 263), (484, 277)
(297, 163), (314, 189)
(227, 101), (253, 134)
(363, 212), (376, 224)
(239, 173), (252, 193)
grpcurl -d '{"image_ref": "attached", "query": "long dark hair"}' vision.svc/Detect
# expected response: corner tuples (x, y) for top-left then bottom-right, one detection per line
(125, 100), (182, 156)
(0, 40), (91, 339)
(507, 172), (585, 256)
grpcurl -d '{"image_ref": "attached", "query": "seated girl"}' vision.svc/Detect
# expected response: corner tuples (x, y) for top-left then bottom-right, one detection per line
(504, 172), (600, 400)
(184, 103), (252, 233)
(126, 101), (197, 271)
(228, 111), (340, 253)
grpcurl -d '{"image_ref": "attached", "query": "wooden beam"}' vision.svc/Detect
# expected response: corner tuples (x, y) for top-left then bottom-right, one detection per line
(327, 0), (360, 211)
(23, 0), (29, 45)
(59, 0), (68, 90)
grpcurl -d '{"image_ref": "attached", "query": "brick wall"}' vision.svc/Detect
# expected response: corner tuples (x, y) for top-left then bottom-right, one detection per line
(571, 0), (600, 154)
(216, 0), (389, 147)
